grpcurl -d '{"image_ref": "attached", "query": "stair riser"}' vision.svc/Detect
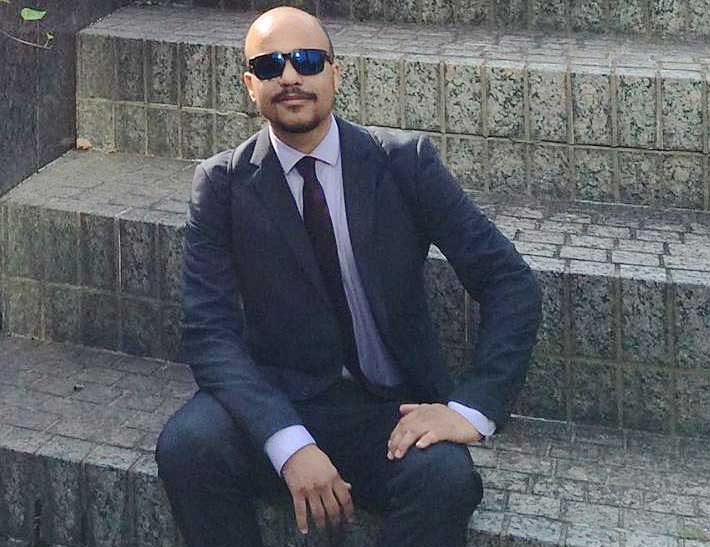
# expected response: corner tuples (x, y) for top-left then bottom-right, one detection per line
(171, 0), (710, 39)
(77, 32), (710, 211)
(2, 197), (709, 435)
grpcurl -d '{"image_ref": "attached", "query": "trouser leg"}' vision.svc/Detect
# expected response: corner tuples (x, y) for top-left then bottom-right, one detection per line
(154, 390), (286, 547)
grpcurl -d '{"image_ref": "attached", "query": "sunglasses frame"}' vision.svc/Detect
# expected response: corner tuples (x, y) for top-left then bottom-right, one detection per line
(247, 48), (334, 80)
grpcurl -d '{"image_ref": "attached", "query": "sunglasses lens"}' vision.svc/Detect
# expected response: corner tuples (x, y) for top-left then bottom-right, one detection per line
(291, 49), (327, 75)
(252, 53), (285, 80)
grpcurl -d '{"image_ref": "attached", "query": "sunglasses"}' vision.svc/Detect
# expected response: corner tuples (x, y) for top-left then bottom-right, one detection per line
(248, 48), (333, 80)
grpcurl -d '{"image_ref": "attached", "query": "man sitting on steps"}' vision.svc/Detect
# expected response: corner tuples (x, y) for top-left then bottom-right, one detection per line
(155, 6), (542, 547)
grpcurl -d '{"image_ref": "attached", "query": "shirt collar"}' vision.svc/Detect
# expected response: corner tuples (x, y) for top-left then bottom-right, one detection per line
(268, 113), (340, 175)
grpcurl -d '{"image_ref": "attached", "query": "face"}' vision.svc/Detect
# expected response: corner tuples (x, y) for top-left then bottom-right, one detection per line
(243, 14), (341, 135)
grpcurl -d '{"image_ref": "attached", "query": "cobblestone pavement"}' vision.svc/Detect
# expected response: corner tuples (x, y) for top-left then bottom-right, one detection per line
(0, 334), (708, 545)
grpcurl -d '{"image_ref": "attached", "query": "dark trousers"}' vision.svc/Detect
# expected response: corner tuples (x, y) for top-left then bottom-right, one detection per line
(155, 378), (483, 547)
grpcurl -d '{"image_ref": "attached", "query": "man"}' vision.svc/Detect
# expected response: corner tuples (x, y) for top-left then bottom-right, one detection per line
(155, 6), (541, 547)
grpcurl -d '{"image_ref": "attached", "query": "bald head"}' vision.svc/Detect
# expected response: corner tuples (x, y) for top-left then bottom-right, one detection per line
(244, 7), (334, 60)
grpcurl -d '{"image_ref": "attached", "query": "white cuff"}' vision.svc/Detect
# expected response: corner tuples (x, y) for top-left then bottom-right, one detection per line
(264, 425), (316, 476)
(447, 401), (496, 438)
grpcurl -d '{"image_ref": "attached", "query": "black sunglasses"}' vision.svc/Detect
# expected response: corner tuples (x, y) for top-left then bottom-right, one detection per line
(248, 48), (333, 80)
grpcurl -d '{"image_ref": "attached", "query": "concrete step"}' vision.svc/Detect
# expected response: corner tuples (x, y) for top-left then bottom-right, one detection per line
(77, 5), (710, 211)
(167, 0), (710, 39)
(0, 334), (708, 547)
(2, 149), (710, 437)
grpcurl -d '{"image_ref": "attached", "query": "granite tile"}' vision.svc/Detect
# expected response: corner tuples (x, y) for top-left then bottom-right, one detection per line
(488, 139), (527, 195)
(571, 0), (605, 32)
(80, 213), (117, 291)
(530, 144), (571, 200)
(334, 55), (362, 123)
(572, 66), (612, 145)
(569, 262), (616, 359)
(78, 33), (115, 100)
(652, 0), (686, 34)
(386, 0), (417, 21)
(147, 40), (178, 105)
(456, 0), (489, 24)
(363, 55), (401, 127)
(81, 291), (120, 352)
(147, 107), (180, 158)
(528, 63), (567, 143)
(574, 147), (615, 202)
(676, 371), (710, 436)
(44, 285), (81, 344)
(688, 0), (710, 36)
(116, 104), (147, 155)
(531, 0), (567, 29)
(486, 61), (525, 139)
(616, 68), (657, 149)
(214, 44), (245, 113)
(181, 110), (213, 160)
(661, 154), (704, 210)
(4, 203), (43, 280)
(421, 0), (454, 23)
(179, 42), (213, 109)
(424, 258), (466, 345)
(570, 359), (618, 427)
(121, 297), (163, 358)
(535, 266), (567, 356)
(119, 212), (158, 299)
(444, 59), (482, 134)
(622, 365), (672, 432)
(214, 112), (253, 153)
(618, 151), (662, 207)
(674, 282), (710, 369)
(609, 0), (647, 33)
(404, 57), (441, 131)
(4, 278), (42, 338)
(77, 99), (115, 151)
(115, 37), (145, 103)
(661, 71), (704, 152)
(446, 136), (486, 192)
(494, 0), (528, 27)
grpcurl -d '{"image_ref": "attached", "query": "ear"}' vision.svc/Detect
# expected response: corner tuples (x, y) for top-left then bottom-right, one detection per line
(243, 71), (257, 103)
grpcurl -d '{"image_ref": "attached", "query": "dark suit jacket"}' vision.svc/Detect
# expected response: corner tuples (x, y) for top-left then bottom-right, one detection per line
(178, 115), (542, 449)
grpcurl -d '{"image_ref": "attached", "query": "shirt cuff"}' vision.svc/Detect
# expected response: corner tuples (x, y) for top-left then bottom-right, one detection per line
(264, 425), (317, 477)
(447, 401), (497, 439)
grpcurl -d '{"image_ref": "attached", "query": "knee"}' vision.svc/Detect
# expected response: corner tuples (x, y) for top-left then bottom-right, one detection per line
(399, 443), (483, 512)
(155, 394), (235, 483)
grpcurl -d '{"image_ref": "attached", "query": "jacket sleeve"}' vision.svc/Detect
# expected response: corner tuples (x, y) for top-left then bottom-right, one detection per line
(178, 162), (303, 448)
(412, 136), (542, 431)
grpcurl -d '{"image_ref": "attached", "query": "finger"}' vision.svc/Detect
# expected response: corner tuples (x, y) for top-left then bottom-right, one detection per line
(334, 480), (356, 524)
(399, 403), (420, 415)
(292, 494), (308, 535)
(387, 422), (406, 459)
(307, 492), (327, 530)
(415, 430), (439, 449)
(320, 487), (342, 529)
(393, 429), (423, 459)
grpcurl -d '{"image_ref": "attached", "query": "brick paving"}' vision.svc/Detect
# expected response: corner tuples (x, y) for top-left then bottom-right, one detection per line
(0, 333), (709, 545)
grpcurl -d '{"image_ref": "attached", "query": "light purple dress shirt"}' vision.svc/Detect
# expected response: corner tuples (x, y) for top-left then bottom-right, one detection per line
(264, 115), (496, 476)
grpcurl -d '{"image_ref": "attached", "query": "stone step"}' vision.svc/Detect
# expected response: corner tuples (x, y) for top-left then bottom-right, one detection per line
(2, 149), (710, 436)
(76, 5), (710, 211)
(167, 0), (710, 39)
(0, 334), (708, 547)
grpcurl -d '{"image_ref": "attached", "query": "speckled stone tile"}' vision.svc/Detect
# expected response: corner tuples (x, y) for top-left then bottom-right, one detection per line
(404, 56), (441, 131)
(179, 42), (213, 109)
(214, 44), (246, 113)
(363, 55), (401, 127)
(569, 262), (616, 359)
(421, 0), (454, 23)
(620, 266), (669, 364)
(424, 257), (466, 344)
(661, 154), (705, 210)
(488, 139), (527, 195)
(688, 0), (710, 36)
(486, 61), (525, 139)
(516, 353), (568, 421)
(445, 59), (482, 134)
(180, 110), (213, 160)
(456, 0), (489, 24)
(531, 0), (567, 29)
(334, 55), (362, 123)
(676, 371), (710, 436)
(77, 99), (115, 151)
(609, 0), (647, 33)
(386, 0), (417, 22)
(571, 0), (605, 32)
(572, 66), (612, 146)
(674, 274), (710, 370)
(147, 40), (178, 106)
(116, 104), (147, 155)
(661, 71), (704, 152)
(494, 0), (527, 27)
(528, 63), (568, 143)
(622, 365), (673, 431)
(618, 151), (662, 207)
(446, 136), (487, 192)
(534, 264), (567, 356)
(574, 147), (615, 202)
(616, 68), (657, 149)
(531, 144), (572, 201)
(651, 0), (686, 35)
(147, 108), (180, 158)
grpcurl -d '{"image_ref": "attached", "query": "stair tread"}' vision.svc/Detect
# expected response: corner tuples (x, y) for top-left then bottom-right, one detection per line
(5, 149), (710, 283)
(84, 4), (710, 67)
(1, 332), (708, 545)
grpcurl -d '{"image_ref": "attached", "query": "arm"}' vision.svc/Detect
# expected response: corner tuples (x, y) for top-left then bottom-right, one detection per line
(413, 136), (542, 430)
(179, 162), (304, 449)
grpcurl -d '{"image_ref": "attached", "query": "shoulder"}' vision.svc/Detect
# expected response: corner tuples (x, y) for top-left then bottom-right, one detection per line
(195, 131), (260, 188)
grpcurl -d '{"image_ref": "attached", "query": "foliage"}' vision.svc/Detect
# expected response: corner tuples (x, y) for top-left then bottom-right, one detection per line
(0, 1), (54, 49)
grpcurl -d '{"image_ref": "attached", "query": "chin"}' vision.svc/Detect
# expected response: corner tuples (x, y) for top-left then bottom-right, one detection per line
(272, 113), (325, 134)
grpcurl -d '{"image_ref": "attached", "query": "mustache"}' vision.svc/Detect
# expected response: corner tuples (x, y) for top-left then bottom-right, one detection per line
(272, 89), (317, 103)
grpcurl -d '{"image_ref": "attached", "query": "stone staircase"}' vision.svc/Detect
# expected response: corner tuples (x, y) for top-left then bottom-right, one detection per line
(0, 1), (709, 545)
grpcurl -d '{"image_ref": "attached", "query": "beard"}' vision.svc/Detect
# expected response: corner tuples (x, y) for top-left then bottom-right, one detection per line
(271, 114), (322, 134)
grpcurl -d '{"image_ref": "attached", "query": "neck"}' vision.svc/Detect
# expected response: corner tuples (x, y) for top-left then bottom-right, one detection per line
(270, 115), (333, 154)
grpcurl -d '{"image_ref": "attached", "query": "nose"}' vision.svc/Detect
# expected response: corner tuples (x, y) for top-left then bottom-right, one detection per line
(279, 58), (302, 85)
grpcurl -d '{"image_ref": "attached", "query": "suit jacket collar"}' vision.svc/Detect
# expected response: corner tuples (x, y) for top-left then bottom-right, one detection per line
(248, 116), (387, 324)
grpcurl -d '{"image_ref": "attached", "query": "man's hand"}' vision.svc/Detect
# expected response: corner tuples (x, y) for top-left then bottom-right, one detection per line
(386, 403), (482, 460)
(281, 444), (355, 535)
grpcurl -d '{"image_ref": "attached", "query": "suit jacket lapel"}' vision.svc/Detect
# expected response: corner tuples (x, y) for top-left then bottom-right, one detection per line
(249, 126), (331, 307)
(336, 116), (391, 334)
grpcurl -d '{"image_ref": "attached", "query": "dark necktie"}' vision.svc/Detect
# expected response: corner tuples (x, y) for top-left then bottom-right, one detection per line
(295, 156), (367, 387)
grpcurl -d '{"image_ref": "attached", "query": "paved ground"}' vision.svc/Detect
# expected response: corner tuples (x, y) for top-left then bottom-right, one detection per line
(0, 333), (709, 545)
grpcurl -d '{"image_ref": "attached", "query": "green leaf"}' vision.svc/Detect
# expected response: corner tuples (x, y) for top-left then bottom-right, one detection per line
(20, 7), (46, 21)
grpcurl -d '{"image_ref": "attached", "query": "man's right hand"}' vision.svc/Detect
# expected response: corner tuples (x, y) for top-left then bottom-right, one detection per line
(281, 444), (355, 535)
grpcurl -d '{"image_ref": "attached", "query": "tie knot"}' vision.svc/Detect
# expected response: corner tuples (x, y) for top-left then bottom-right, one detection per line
(295, 156), (317, 181)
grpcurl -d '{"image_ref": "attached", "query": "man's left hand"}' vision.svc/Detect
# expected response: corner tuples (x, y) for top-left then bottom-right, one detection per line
(386, 403), (482, 460)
